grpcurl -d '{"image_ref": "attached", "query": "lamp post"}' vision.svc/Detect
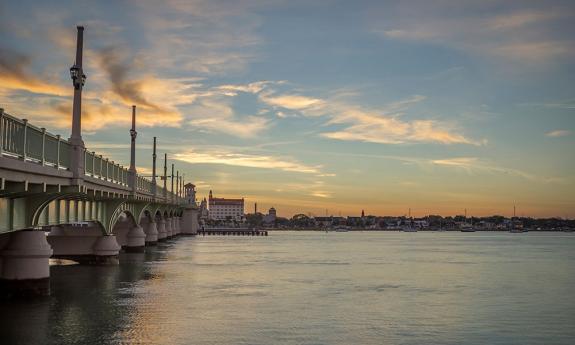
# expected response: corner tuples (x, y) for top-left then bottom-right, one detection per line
(152, 137), (157, 198)
(176, 170), (179, 200)
(163, 153), (168, 200)
(128, 105), (137, 194)
(69, 26), (87, 182)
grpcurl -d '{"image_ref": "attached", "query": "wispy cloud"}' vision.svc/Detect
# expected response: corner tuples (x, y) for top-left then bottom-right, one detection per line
(259, 87), (478, 145)
(259, 92), (324, 110)
(134, 0), (265, 75)
(430, 156), (565, 184)
(174, 149), (321, 174)
(376, 4), (575, 63)
(216, 81), (278, 95)
(322, 110), (477, 145)
(546, 129), (571, 137)
(186, 97), (270, 138)
(0, 48), (69, 96)
(431, 157), (479, 172)
(310, 191), (332, 198)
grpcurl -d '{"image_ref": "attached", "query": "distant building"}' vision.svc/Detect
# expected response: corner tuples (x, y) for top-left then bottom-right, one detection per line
(199, 197), (209, 221)
(263, 207), (277, 224)
(208, 190), (245, 221)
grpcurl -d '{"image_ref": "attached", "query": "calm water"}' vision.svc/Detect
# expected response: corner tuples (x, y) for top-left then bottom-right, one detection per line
(1, 231), (575, 345)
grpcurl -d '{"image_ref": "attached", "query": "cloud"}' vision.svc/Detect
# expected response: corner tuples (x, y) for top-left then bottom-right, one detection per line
(546, 129), (571, 137)
(133, 0), (265, 75)
(97, 47), (170, 111)
(173, 149), (321, 174)
(0, 49), (69, 96)
(430, 156), (565, 184)
(8, 92), (182, 132)
(216, 81), (275, 94)
(310, 191), (332, 198)
(377, 4), (575, 63)
(186, 97), (270, 138)
(259, 92), (324, 110)
(431, 157), (478, 171)
(320, 95), (477, 145)
(257, 84), (477, 145)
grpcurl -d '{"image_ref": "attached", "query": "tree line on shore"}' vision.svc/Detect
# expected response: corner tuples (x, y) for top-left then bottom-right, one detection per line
(236, 213), (575, 230)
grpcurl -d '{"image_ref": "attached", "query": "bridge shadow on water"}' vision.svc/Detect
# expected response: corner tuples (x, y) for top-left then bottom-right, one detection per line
(0, 242), (175, 345)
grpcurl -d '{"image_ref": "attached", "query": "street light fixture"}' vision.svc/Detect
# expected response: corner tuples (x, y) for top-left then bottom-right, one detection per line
(69, 65), (86, 89)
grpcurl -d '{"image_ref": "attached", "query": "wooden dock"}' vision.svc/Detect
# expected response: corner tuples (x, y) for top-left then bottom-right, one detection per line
(198, 229), (268, 236)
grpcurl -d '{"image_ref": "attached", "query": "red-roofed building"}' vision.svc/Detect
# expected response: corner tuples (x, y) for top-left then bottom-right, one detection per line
(208, 190), (245, 221)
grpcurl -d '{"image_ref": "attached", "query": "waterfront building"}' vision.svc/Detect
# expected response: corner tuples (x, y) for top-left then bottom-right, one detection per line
(208, 190), (245, 221)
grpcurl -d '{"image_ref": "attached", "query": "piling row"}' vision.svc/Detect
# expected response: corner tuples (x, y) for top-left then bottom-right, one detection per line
(199, 230), (268, 236)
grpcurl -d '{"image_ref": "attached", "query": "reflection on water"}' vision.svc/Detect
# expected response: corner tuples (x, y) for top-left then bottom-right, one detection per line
(1, 232), (575, 345)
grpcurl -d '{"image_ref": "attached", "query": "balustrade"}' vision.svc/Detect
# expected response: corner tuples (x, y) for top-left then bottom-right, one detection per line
(1, 110), (184, 203)
(1, 110), (70, 169)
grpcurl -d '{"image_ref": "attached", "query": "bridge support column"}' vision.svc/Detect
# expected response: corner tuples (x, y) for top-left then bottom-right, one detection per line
(144, 221), (158, 246)
(92, 235), (121, 265)
(48, 225), (120, 265)
(181, 207), (199, 235)
(173, 217), (181, 236)
(157, 218), (167, 241)
(0, 230), (53, 298)
(165, 217), (173, 239)
(125, 225), (146, 253)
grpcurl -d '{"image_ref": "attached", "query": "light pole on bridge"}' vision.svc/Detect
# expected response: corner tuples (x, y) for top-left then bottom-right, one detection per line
(128, 105), (137, 194)
(152, 137), (157, 198)
(69, 26), (87, 183)
(171, 163), (174, 202)
(163, 154), (168, 199)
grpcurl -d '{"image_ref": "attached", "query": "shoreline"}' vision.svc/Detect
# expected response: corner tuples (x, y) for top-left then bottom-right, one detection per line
(259, 228), (575, 232)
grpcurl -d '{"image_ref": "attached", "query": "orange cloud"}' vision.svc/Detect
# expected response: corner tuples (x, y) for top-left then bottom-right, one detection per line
(0, 49), (69, 96)
(174, 149), (321, 174)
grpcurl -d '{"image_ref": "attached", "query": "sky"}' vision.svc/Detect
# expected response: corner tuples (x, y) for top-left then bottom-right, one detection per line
(0, 0), (574, 218)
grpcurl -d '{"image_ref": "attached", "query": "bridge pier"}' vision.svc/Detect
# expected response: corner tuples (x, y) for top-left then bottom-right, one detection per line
(92, 235), (121, 265)
(173, 217), (181, 236)
(170, 217), (177, 237)
(125, 225), (146, 253)
(165, 217), (173, 239)
(157, 218), (167, 241)
(144, 220), (158, 246)
(181, 206), (199, 235)
(0, 230), (53, 298)
(47, 225), (121, 265)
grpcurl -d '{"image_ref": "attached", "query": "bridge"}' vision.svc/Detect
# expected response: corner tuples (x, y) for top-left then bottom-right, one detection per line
(0, 27), (199, 298)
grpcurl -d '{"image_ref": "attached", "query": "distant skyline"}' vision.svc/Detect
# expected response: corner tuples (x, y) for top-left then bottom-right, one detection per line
(0, 0), (574, 218)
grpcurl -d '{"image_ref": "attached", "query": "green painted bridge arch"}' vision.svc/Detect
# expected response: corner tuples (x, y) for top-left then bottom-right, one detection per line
(0, 191), (183, 235)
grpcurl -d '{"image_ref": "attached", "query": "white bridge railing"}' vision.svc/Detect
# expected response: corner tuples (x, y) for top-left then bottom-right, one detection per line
(1, 109), (71, 169)
(1, 109), (182, 202)
(84, 150), (128, 186)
